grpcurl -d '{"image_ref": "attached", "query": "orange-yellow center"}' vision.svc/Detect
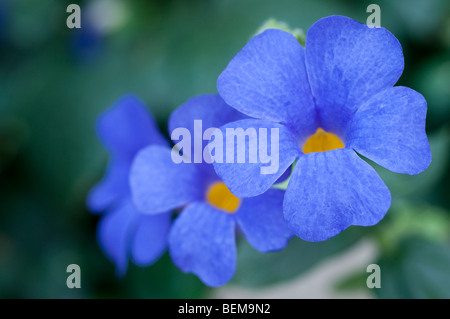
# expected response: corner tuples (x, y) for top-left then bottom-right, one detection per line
(206, 182), (241, 213)
(302, 128), (344, 154)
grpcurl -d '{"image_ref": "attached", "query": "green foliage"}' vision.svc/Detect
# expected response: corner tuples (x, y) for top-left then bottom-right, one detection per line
(376, 238), (450, 299)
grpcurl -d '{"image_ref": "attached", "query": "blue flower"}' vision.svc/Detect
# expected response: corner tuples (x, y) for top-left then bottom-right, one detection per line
(87, 95), (171, 275)
(70, 8), (103, 61)
(130, 94), (292, 286)
(213, 16), (432, 241)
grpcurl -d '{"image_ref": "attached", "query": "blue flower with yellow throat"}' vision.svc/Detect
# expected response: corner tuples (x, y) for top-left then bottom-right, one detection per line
(130, 94), (292, 287)
(212, 15), (432, 242)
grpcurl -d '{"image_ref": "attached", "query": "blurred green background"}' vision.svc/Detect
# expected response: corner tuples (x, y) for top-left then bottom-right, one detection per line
(0, 0), (449, 299)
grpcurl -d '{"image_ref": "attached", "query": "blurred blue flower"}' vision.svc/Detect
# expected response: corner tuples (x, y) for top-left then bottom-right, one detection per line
(130, 94), (292, 286)
(71, 24), (103, 61)
(0, 0), (9, 45)
(70, 9), (104, 62)
(214, 15), (432, 241)
(87, 95), (171, 275)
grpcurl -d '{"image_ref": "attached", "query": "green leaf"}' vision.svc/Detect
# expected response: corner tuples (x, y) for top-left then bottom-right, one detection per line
(375, 238), (450, 299)
(254, 18), (306, 45)
(376, 202), (450, 254)
(272, 161), (295, 190)
(0, 118), (29, 173)
(414, 54), (450, 127)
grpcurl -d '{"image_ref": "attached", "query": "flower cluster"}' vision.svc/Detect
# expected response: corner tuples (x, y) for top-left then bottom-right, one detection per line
(88, 15), (431, 286)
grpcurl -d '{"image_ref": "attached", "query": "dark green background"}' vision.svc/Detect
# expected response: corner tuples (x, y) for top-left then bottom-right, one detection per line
(0, 0), (449, 298)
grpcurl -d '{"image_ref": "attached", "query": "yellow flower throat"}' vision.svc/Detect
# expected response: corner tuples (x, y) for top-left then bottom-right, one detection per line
(302, 128), (344, 154)
(206, 182), (241, 214)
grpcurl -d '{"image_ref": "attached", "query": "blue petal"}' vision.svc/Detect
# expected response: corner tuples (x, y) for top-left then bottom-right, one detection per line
(284, 149), (391, 242)
(131, 212), (171, 266)
(168, 94), (246, 138)
(217, 29), (317, 140)
(97, 199), (137, 276)
(305, 15), (404, 136)
(130, 145), (205, 214)
(169, 202), (236, 287)
(97, 95), (167, 161)
(236, 189), (292, 252)
(346, 87), (431, 175)
(212, 119), (300, 197)
(168, 93), (246, 180)
(87, 160), (129, 213)
(88, 95), (167, 213)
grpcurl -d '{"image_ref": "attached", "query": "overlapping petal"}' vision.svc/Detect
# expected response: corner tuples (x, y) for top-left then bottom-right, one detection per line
(97, 199), (137, 275)
(168, 94), (246, 139)
(87, 160), (130, 213)
(97, 95), (167, 161)
(169, 93), (246, 180)
(130, 145), (205, 214)
(236, 189), (292, 252)
(284, 149), (391, 241)
(169, 202), (236, 287)
(217, 29), (317, 139)
(305, 15), (404, 136)
(211, 119), (300, 197)
(131, 212), (171, 266)
(346, 86), (431, 174)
